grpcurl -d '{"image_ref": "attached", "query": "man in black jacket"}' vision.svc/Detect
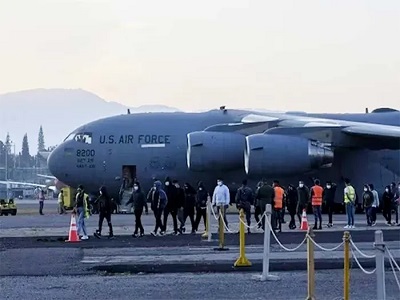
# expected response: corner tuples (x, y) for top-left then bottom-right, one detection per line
(322, 181), (336, 227)
(235, 179), (253, 233)
(297, 181), (310, 225)
(128, 181), (147, 237)
(163, 177), (179, 235)
(194, 181), (208, 232)
(94, 186), (114, 239)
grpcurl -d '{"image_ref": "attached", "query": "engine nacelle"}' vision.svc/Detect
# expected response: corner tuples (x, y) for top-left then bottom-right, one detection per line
(187, 131), (245, 172)
(245, 134), (334, 176)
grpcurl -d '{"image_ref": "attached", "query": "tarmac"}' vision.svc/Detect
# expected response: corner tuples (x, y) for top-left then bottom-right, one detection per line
(1, 200), (399, 276)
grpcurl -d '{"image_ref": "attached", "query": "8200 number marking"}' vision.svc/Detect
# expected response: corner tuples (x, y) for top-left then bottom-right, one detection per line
(76, 149), (95, 157)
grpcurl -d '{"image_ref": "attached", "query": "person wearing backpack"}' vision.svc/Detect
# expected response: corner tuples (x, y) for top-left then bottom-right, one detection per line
(235, 179), (254, 233)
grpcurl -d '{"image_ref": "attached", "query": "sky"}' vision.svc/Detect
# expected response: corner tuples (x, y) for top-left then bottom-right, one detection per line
(0, 0), (399, 113)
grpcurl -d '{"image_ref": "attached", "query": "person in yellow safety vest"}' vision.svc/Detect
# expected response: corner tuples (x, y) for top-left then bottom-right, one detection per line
(310, 179), (323, 230)
(344, 178), (356, 229)
(273, 180), (285, 233)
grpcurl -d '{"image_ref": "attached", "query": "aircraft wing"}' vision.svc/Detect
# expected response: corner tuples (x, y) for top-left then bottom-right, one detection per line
(0, 181), (47, 188)
(37, 174), (57, 179)
(208, 112), (400, 150)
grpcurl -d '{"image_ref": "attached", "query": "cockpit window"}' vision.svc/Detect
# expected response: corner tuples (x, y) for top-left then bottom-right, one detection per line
(63, 133), (75, 142)
(74, 132), (92, 144)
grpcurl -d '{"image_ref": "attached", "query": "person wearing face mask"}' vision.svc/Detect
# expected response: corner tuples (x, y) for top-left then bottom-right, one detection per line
(173, 180), (186, 233)
(343, 178), (356, 229)
(148, 181), (168, 236)
(94, 186), (114, 239)
(362, 184), (374, 226)
(369, 183), (379, 226)
(212, 178), (231, 229)
(296, 181), (310, 226)
(182, 183), (197, 234)
(322, 181), (336, 228)
(162, 177), (179, 235)
(194, 181), (209, 232)
(286, 184), (298, 230)
(382, 185), (394, 226)
(128, 182), (146, 237)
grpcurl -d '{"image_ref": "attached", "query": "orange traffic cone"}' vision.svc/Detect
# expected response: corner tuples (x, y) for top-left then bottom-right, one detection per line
(300, 209), (309, 230)
(66, 214), (80, 242)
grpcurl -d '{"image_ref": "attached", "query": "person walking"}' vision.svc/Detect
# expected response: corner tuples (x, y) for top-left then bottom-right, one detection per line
(129, 181), (146, 237)
(235, 179), (253, 233)
(94, 186), (114, 239)
(194, 181), (208, 232)
(362, 184), (374, 226)
(212, 178), (230, 230)
(148, 181), (168, 236)
(286, 184), (298, 229)
(382, 185), (394, 226)
(255, 178), (275, 231)
(57, 189), (66, 214)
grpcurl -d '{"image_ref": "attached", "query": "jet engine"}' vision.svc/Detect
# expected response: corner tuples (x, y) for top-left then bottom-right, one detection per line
(245, 134), (334, 176)
(187, 131), (245, 171)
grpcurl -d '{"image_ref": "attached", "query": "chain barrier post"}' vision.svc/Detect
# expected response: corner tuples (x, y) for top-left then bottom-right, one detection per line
(306, 227), (315, 300)
(214, 204), (229, 251)
(202, 197), (212, 241)
(374, 230), (386, 300)
(343, 231), (350, 300)
(253, 204), (279, 281)
(234, 208), (252, 267)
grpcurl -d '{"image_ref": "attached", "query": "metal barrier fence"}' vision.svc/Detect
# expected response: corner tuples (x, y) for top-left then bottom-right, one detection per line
(206, 202), (400, 300)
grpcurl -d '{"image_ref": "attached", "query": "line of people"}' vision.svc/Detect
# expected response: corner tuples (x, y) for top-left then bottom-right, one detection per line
(73, 178), (400, 240)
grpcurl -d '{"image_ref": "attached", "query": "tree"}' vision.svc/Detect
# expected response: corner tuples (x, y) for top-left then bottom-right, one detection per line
(38, 125), (45, 152)
(5, 132), (11, 155)
(0, 140), (5, 167)
(21, 134), (31, 167)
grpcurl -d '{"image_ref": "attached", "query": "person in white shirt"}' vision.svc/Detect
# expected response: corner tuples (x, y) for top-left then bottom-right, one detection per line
(212, 178), (230, 228)
(58, 189), (66, 214)
(369, 183), (380, 226)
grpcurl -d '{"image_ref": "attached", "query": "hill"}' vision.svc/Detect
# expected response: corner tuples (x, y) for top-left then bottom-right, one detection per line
(0, 88), (180, 149)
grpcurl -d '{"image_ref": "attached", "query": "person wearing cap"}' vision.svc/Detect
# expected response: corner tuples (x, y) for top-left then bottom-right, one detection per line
(75, 185), (89, 240)
(212, 177), (230, 228)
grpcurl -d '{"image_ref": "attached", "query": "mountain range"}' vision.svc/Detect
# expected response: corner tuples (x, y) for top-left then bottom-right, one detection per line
(0, 89), (180, 151)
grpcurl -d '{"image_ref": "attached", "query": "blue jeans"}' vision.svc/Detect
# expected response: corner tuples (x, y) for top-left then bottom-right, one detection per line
(313, 206), (322, 225)
(346, 203), (355, 226)
(365, 206), (373, 225)
(77, 207), (87, 236)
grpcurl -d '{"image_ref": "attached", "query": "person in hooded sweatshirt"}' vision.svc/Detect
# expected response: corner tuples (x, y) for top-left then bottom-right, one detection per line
(94, 186), (114, 239)
(382, 185), (394, 226)
(286, 184), (298, 229)
(181, 183), (197, 234)
(362, 184), (374, 226)
(173, 180), (186, 233)
(322, 181), (337, 228)
(162, 177), (179, 235)
(194, 181), (209, 232)
(128, 181), (146, 237)
(147, 180), (168, 236)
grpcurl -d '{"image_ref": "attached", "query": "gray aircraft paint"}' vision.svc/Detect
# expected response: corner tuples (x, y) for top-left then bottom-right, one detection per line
(47, 108), (400, 200)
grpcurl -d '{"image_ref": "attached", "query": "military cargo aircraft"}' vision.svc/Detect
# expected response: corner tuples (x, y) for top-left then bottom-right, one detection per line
(47, 107), (400, 203)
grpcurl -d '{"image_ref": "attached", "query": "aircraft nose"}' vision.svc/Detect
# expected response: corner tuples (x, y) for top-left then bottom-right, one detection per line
(47, 145), (63, 179)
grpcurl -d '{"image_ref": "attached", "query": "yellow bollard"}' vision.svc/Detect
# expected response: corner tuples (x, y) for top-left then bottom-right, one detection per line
(234, 209), (252, 267)
(343, 231), (350, 300)
(214, 205), (229, 251)
(201, 198), (210, 239)
(306, 227), (315, 300)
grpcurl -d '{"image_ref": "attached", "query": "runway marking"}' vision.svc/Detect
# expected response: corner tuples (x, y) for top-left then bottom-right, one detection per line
(141, 143), (166, 148)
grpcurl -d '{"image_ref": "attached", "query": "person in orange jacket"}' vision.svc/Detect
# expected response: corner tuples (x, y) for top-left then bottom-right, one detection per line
(273, 180), (285, 232)
(310, 179), (323, 230)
